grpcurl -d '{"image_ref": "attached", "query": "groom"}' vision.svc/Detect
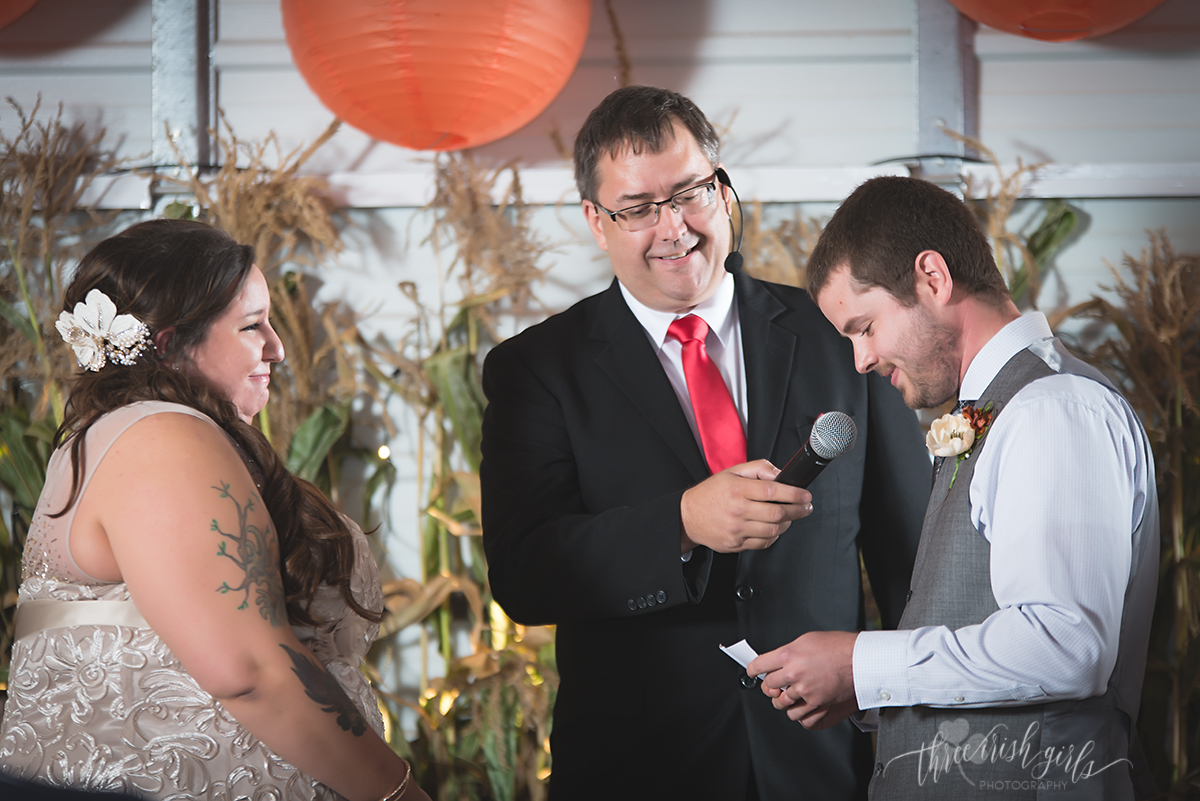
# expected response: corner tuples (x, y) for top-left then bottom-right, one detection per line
(750, 176), (1159, 799)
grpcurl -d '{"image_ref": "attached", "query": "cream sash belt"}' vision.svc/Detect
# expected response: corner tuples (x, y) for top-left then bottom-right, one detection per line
(13, 598), (150, 642)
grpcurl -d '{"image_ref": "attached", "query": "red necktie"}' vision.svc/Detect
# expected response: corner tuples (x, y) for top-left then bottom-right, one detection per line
(667, 315), (747, 474)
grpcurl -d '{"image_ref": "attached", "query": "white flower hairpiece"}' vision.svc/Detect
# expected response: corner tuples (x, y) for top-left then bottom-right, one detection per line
(55, 288), (151, 372)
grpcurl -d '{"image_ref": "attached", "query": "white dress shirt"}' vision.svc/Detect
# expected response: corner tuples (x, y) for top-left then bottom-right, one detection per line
(619, 272), (748, 449)
(853, 312), (1154, 711)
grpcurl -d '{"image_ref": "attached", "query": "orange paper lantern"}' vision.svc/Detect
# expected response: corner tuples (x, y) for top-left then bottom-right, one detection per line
(282, 0), (592, 151)
(947, 0), (1165, 42)
(0, 0), (39, 30)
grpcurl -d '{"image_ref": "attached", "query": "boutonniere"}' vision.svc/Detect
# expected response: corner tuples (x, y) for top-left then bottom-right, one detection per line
(926, 401), (995, 489)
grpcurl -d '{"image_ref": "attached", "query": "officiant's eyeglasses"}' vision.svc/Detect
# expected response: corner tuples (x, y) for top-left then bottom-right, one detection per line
(593, 175), (719, 232)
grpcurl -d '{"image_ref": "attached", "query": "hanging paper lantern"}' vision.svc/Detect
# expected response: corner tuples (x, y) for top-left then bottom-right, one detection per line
(947, 0), (1165, 42)
(282, 0), (591, 152)
(0, 0), (39, 30)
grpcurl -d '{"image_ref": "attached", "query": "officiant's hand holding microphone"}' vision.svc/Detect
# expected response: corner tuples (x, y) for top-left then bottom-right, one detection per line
(679, 411), (858, 555)
(679, 460), (812, 554)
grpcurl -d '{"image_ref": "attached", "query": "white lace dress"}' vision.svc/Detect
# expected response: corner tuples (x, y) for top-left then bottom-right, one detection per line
(0, 402), (385, 800)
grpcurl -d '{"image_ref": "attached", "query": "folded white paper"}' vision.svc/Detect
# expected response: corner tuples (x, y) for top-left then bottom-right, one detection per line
(720, 638), (766, 680)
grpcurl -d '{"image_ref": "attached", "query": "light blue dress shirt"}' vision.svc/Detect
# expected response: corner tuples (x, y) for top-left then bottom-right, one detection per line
(853, 312), (1155, 712)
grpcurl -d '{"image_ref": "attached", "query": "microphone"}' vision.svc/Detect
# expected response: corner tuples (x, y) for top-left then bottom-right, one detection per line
(715, 167), (744, 273)
(775, 411), (858, 488)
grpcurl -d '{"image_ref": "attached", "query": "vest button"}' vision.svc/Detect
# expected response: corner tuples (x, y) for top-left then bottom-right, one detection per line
(735, 585), (755, 601)
(874, 762), (884, 777)
(905, 590), (913, 603)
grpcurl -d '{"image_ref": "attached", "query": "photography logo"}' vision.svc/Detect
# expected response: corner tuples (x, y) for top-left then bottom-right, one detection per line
(883, 718), (1130, 791)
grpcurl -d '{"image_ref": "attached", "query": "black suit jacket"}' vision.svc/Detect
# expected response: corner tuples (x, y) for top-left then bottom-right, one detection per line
(481, 273), (928, 801)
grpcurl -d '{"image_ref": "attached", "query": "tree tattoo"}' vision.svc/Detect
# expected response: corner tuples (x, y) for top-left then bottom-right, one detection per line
(212, 481), (285, 626)
(280, 644), (368, 736)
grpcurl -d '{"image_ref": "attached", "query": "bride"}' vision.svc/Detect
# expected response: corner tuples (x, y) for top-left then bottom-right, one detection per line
(0, 219), (429, 801)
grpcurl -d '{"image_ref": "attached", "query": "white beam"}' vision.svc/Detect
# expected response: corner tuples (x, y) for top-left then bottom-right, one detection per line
(151, 0), (213, 169)
(78, 163), (1200, 211)
(915, 0), (979, 184)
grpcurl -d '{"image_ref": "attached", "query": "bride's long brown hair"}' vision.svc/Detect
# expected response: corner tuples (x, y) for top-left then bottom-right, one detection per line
(54, 218), (380, 626)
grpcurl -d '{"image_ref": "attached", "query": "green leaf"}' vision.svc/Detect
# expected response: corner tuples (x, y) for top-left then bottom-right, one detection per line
(424, 345), (486, 473)
(1014, 201), (1080, 303)
(0, 410), (50, 512)
(25, 417), (58, 447)
(1026, 200), (1079, 263)
(285, 403), (350, 482)
(361, 456), (397, 525)
(162, 200), (196, 220)
(0, 296), (38, 343)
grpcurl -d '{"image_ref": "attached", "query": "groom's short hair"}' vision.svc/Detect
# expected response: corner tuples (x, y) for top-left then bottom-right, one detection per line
(808, 176), (1010, 308)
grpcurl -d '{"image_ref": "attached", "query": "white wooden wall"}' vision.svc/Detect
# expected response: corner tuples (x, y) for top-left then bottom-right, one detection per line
(3, 0), (1200, 696)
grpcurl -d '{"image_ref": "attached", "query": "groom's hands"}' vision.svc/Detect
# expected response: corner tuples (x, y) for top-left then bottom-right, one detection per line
(748, 631), (861, 730)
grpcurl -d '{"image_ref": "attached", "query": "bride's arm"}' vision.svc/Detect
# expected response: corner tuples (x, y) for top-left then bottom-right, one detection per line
(81, 413), (427, 801)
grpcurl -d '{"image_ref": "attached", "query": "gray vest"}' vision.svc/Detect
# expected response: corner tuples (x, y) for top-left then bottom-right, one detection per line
(870, 341), (1158, 800)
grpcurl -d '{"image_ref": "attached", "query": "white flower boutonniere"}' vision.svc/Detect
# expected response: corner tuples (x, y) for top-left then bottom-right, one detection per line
(55, 288), (151, 372)
(926, 401), (995, 489)
(927, 413), (975, 457)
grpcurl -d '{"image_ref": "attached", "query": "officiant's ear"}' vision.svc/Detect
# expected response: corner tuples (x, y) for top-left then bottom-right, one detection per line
(581, 199), (611, 253)
(154, 326), (176, 358)
(913, 251), (953, 307)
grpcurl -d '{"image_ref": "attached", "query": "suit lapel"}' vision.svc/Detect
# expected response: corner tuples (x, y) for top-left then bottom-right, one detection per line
(590, 281), (709, 482)
(736, 274), (799, 461)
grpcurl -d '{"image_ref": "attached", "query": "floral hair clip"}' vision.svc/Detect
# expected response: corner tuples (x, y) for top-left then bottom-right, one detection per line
(926, 401), (995, 490)
(55, 288), (151, 372)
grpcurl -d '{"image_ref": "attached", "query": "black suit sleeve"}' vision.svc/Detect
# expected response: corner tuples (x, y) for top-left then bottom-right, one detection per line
(480, 342), (710, 626)
(858, 370), (930, 629)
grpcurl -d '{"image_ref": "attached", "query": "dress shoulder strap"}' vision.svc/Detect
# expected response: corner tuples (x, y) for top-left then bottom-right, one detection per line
(39, 402), (223, 582)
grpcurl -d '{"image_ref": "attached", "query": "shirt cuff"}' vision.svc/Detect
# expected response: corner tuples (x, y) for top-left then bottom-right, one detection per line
(853, 629), (911, 710)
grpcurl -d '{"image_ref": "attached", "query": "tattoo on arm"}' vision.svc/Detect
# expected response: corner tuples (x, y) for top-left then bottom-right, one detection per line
(212, 481), (286, 626)
(280, 643), (368, 736)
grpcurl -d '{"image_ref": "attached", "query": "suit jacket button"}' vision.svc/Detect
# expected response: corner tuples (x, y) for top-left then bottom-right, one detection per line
(740, 675), (760, 689)
(656, 590), (667, 603)
(735, 585), (755, 601)
(628, 599), (636, 611)
(637, 597), (647, 609)
(646, 594), (657, 607)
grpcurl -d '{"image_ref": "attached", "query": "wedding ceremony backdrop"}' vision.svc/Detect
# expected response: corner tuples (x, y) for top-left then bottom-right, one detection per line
(1, 0), (1198, 798)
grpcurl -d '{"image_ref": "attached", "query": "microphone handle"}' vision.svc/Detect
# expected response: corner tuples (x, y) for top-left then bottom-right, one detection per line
(775, 440), (833, 489)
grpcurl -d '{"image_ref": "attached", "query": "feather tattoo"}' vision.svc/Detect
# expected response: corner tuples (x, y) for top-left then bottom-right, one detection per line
(280, 644), (368, 736)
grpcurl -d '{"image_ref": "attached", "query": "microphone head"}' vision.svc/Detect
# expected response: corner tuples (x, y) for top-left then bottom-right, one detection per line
(810, 411), (857, 460)
(724, 251), (743, 273)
